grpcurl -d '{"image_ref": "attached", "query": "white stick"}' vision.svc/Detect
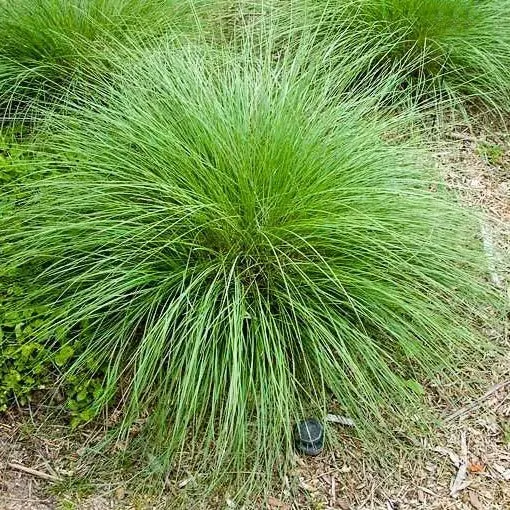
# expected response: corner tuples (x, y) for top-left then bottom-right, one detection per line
(481, 223), (503, 288)
(7, 462), (61, 482)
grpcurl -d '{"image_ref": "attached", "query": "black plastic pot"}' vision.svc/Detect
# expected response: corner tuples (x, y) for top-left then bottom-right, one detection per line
(295, 419), (324, 456)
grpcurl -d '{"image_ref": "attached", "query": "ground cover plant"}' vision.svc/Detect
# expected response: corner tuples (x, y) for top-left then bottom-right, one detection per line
(271, 0), (510, 114)
(0, 0), (205, 122)
(0, 126), (105, 427)
(0, 41), (502, 499)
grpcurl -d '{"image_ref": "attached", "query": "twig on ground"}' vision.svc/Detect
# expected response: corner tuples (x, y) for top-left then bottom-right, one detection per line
(447, 132), (479, 143)
(444, 380), (510, 423)
(325, 414), (355, 427)
(450, 432), (469, 497)
(7, 462), (61, 482)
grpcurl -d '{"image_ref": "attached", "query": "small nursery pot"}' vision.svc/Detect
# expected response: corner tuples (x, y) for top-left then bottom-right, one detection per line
(295, 418), (324, 456)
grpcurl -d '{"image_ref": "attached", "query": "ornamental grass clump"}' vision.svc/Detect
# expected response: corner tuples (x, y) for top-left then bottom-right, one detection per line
(283, 0), (510, 113)
(0, 0), (201, 121)
(1, 46), (498, 492)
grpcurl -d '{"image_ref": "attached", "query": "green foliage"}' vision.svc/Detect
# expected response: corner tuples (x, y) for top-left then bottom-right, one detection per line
(476, 142), (505, 166)
(1, 46), (499, 493)
(0, 126), (30, 185)
(0, 274), (104, 425)
(0, 127), (104, 426)
(278, 0), (510, 113)
(502, 421), (510, 446)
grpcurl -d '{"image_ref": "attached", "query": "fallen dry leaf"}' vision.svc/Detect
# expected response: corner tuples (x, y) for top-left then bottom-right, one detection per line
(468, 491), (483, 510)
(336, 499), (351, 510)
(177, 477), (192, 489)
(450, 432), (469, 497)
(115, 486), (125, 500)
(267, 496), (290, 509)
(468, 461), (485, 473)
(434, 447), (462, 467)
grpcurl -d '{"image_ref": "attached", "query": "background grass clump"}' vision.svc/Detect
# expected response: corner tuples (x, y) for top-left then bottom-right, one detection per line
(0, 45), (499, 493)
(280, 0), (510, 113)
(0, 0), (205, 121)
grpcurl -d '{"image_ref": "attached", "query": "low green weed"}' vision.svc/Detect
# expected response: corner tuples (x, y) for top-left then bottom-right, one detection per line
(0, 269), (105, 425)
(0, 128), (105, 426)
(476, 142), (506, 167)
